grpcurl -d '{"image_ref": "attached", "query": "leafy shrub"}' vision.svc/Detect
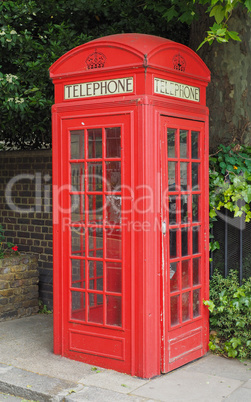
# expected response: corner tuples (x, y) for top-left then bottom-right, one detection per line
(204, 270), (251, 359)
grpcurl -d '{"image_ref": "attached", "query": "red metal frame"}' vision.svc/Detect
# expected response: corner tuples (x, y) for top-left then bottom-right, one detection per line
(160, 116), (209, 372)
(50, 33), (210, 378)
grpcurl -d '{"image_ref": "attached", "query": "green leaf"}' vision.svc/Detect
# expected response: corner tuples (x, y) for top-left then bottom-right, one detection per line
(163, 6), (178, 22)
(210, 5), (226, 24)
(232, 300), (240, 309)
(230, 338), (242, 349)
(208, 341), (217, 351)
(243, 187), (251, 203)
(228, 349), (238, 358)
(216, 28), (227, 37)
(244, 0), (251, 13)
(210, 241), (220, 252)
(203, 299), (215, 313)
(209, 209), (217, 218)
(234, 210), (243, 217)
(228, 31), (242, 41)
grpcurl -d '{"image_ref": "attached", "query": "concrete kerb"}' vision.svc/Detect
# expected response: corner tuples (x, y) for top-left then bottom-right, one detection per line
(0, 363), (82, 402)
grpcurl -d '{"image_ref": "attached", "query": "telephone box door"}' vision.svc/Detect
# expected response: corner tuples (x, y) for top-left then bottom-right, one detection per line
(161, 116), (209, 373)
(56, 112), (132, 373)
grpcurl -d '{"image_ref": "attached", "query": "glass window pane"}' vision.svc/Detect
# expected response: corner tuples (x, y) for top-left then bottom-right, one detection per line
(180, 162), (188, 191)
(106, 296), (122, 326)
(88, 163), (103, 191)
(193, 227), (199, 254)
(71, 194), (85, 223)
(71, 291), (85, 321)
(71, 164), (85, 192)
(169, 229), (178, 258)
(170, 295), (179, 326)
(169, 196), (178, 225)
(71, 130), (84, 159)
(193, 258), (200, 285)
(88, 260), (103, 291)
(180, 130), (188, 159)
(192, 131), (199, 159)
(168, 162), (177, 191)
(71, 228), (85, 257)
(106, 229), (122, 260)
(106, 127), (121, 158)
(88, 293), (103, 324)
(170, 262), (179, 292)
(107, 262), (122, 293)
(167, 128), (176, 158)
(88, 259), (103, 277)
(182, 228), (188, 257)
(88, 129), (102, 159)
(192, 194), (200, 222)
(106, 161), (121, 191)
(181, 195), (188, 223)
(71, 259), (85, 289)
(88, 195), (103, 224)
(192, 163), (199, 190)
(193, 289), (201, 318)
(106, 195), (121, 225)
(182, 260), (190, 289)
(88, 228), (103, 258)
(182, 292), (190, 322)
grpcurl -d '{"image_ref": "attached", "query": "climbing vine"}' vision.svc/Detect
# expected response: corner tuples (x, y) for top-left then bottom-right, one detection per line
(209, 144), (251, 251)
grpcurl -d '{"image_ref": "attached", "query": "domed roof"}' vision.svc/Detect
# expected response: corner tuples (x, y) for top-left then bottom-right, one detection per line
(50, 33), (210, 82)
(90, 33), (173, 55)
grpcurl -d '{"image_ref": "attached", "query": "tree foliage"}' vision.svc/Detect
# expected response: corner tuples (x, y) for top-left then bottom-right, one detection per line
(0, 0), (189, 149)
(0, 0), (250, 149)
(145, 0), (251, 48)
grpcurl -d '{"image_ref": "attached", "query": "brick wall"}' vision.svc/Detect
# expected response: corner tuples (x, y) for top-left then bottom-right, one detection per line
(0, 254), (39, 321)
(0, 150), (53, 309)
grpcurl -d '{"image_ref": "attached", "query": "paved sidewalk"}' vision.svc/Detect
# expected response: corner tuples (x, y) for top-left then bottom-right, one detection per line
(0, 314), (250, 401)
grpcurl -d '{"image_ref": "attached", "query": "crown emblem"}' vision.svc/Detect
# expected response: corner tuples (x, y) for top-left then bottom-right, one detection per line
(86, 49), (106, 69)
(173, 54), (186, 72)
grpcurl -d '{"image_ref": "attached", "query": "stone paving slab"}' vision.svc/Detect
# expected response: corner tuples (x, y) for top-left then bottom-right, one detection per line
(132, 370), (243, 402)
(0, 364), (79, 402)
(224, 387), (251, 401)
(65, 386), (148, 402)
(78, 370), (149, 394)
(0, 316), (94, 383)
(185, 353), (251, 382)
(243, 379), (251, 389)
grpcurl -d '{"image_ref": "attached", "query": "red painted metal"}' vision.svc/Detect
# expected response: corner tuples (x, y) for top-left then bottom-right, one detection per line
(50, 33), (210, 378)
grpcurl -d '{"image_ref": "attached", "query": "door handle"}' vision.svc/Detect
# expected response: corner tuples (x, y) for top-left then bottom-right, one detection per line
(162, 221), (166, 235)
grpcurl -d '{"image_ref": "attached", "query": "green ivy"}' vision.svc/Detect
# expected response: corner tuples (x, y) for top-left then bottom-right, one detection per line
(204, 270), (251, 359)
(209, 144), (251, 251)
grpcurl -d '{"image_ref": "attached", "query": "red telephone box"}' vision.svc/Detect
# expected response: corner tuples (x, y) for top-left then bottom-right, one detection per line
(50, 33), (210, 378)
